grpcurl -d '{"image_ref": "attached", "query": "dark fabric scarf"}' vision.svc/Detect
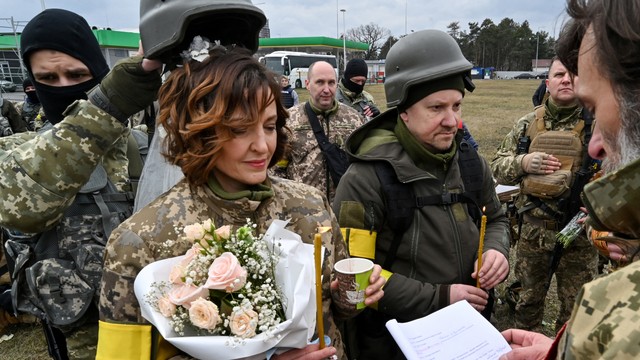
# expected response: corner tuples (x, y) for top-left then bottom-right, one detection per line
(25, 90), (39, 104)
(394, 116), (455, 170)
(207, 174), (274, 201)
(33, 80), (101, 124)
(342, 77), (364, 95)
(308, 99), (339, 118)
(544, 98), (581, 126)
(20, 9), (109, 124)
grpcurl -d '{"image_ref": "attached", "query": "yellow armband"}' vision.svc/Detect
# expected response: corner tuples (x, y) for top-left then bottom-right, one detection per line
(96, 321), (179, 360)
(341, 228), (377, 259)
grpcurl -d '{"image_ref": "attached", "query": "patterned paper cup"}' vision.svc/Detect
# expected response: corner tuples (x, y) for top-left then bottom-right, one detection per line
(334, 258), (374, 310)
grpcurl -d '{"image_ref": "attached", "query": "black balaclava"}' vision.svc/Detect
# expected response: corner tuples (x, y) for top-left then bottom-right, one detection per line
(20, 9), (109, 124)
(22, 78), (39, 104)
(342, 58), (368, 95)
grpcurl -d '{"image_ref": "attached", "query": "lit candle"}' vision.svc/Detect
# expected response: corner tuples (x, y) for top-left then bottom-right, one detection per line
(477, 207), (487, 288)
(314, 233), (326, 349)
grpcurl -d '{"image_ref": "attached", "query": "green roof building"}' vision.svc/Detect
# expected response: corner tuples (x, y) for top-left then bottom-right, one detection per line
(0, 29), (368, 85)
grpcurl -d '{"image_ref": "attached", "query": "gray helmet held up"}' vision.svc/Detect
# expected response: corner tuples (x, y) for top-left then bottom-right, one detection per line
(384, 29), (475, 108)
(139, 0), (266, 62)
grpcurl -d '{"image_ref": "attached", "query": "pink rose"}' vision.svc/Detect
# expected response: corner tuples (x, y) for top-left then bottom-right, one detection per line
(229, 307), (258, 338)
(183, 223), (205, 241)
(214, 225), (231, 240)
(204, 252), (247, 292)
(157, 296), (177, 317)
(169, 264), (185, 284)
(169, 245), (202, 284)
(167, 283), (208, 309)
(188, 297), (221, 330)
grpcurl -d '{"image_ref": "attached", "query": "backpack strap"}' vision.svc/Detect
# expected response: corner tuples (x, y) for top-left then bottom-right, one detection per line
(126, 130), (146, 195)
(374, 162), (415, 270)
(374, 139), (484, 269)
(456, 136), (483, 225)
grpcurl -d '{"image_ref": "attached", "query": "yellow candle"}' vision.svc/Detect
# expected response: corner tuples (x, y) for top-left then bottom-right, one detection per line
(477, 209), (487, 288)
(314, 233), (326, 349)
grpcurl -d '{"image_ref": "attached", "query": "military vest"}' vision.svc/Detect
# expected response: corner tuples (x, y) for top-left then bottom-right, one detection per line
(281, 86), (295, 109)
(520, 106), (586, 199)
(2, 164), (134, 330)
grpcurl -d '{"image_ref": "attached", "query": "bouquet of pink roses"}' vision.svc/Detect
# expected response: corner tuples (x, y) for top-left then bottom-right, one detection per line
(135, 219), (317, 360)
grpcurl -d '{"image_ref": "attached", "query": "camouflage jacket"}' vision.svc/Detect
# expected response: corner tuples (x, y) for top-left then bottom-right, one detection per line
(335, 83), (378, 119)
(275, 101), (364, 202)
(0, 100), (130, 233)
(99, 177), (353, 359)
(491, 100), (585, 220)
(1, 98), (27, 134)
(550, 157), (640, 359)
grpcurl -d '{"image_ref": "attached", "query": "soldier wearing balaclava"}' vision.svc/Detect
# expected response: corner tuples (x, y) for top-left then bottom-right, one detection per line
(20, 8), (109, 126)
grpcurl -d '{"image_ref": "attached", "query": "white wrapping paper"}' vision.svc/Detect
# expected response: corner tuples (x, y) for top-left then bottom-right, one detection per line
(134, 220), (317, 360)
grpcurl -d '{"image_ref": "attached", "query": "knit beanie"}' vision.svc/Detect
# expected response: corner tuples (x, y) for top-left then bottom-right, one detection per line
(344, 58), (368, 80)
(400, 74), (465, 111)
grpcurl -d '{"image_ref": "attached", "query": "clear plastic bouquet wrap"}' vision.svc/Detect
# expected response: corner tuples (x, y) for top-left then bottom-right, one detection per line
(556, 212), (588, 248)
(134, 219), (316, 360)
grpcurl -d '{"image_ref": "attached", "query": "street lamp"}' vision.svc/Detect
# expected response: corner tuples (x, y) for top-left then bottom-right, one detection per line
(336, 0), (339, 38)
(340, 9), (346, 71)
(405, 0), (408, 36)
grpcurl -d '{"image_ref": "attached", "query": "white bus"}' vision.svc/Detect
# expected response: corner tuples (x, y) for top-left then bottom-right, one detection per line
(260, 51), (338, 88)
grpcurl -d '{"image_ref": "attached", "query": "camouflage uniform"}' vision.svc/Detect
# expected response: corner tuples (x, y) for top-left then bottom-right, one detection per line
(491, 100), (598, 332)
(274, 101), (364, 202)
(0, 100), (130, 359)
(99, 177), (354, 359)
(1, 98), (27, 135)
(549, 157), (640, 359)
(335, 82), (378, 121)
(0, 100), (130, 234)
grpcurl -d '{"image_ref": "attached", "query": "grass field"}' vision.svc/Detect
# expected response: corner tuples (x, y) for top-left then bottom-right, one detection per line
(0, 79), (555, 359)
(296, 79), (541, 161)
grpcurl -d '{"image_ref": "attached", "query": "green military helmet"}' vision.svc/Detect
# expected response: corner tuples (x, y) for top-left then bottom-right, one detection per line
(385, 29), (475, 108)
(139, 0), (266, 62)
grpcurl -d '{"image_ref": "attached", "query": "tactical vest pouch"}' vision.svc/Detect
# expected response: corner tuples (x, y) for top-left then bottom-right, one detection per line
(26, 258), (93, 326)
(521, 169), (573, 199)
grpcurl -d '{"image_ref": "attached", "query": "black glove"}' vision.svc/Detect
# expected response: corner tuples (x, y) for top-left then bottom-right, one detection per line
(88, 55), (161, 124)
(369, 104), (381, 117)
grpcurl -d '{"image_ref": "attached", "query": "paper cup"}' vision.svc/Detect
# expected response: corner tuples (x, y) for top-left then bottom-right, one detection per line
(334, 258), (374, 310)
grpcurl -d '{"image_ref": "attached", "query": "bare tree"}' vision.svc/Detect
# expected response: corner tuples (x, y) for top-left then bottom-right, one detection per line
(346, 23), (391, 60)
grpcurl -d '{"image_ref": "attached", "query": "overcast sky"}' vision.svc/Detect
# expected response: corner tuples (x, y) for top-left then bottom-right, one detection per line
(2, 0), (570, 40)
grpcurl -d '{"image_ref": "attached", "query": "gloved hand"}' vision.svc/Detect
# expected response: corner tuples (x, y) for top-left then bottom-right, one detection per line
(368, 104), (381, 117)
(521, 152), (560, 174)
(0, 116), (13, 137)
(88, 55), (162, 124)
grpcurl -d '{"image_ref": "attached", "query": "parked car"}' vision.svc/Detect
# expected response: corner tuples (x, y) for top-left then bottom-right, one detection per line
(535, 71), (549, 79)
(0, 79), (17, 92)
(513, 73), (536, 79)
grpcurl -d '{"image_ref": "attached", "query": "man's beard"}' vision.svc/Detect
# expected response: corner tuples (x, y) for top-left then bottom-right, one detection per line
(601, 103), (640, 173)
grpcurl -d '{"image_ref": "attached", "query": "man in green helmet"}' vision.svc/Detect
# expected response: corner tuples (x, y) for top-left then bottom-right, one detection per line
(332, 29), (510, 360)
